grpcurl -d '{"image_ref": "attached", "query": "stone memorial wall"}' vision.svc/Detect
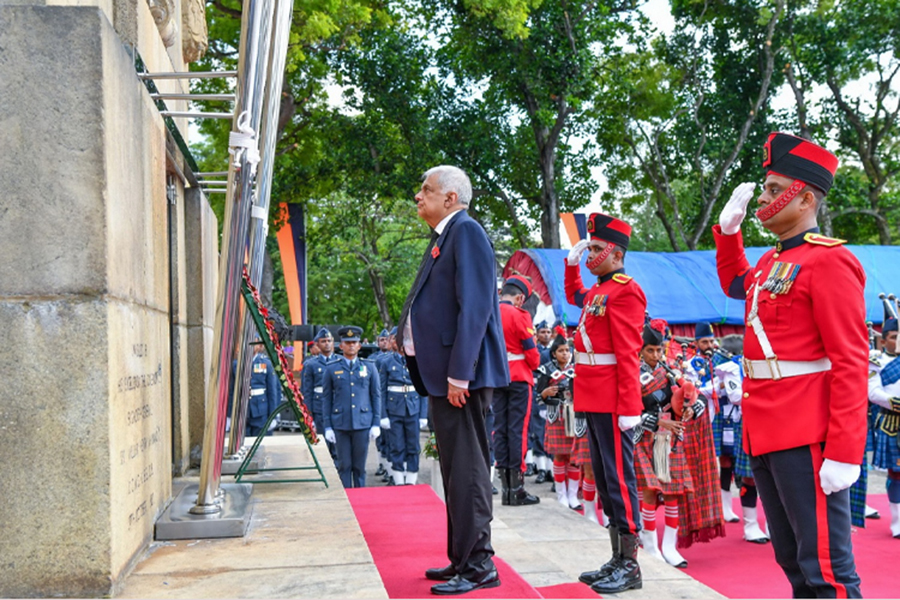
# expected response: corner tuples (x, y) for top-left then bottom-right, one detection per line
(0, 0), (213, 596)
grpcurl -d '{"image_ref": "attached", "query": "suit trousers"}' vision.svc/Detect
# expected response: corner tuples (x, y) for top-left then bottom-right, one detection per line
(751, 444), (861, 598)
(491, 381), (532, 472)
(388, 414), (421, 473)
(431, 387), (496, 580)
(585, 412), (641, 535)
(335, 429), (370, 488)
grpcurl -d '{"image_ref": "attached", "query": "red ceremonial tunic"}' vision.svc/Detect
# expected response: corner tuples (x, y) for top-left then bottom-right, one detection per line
(499, 301), (541, 384)
(564, 265), (646, 415)
(712, 225), (868, 464)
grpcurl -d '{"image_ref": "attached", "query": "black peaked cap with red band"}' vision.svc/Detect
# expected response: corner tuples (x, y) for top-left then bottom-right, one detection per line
(506, 275), (533, 297)
(586, 213), (632, 250)
(763, 132), (839, 194)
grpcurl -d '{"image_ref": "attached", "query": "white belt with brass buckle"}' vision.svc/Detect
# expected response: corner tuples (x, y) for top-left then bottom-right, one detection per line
(388, 385), (415, 393)
(574, 352), (617, 366)
(742, 357), (831, 380)
(250, 388), (266, 396)
(313, 386), (324, 394)
(507, 352), (525, 361)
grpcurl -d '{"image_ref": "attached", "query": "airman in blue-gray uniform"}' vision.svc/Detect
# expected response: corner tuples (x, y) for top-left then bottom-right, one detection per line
(373, 327), (394, 480)
(322, 326), (383, 488)
(247, 342), (281, 437)
(379, 327), (429, 485)
(301, 328), (340, 461)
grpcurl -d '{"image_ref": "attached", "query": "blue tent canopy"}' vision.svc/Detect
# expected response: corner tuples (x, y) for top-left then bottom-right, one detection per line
(511, 246), (900, 327)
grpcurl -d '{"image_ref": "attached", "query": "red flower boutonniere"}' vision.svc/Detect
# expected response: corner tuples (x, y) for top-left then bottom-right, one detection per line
(432, 246), (440, 259)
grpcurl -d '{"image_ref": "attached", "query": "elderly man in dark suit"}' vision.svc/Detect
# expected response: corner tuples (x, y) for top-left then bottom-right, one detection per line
(399, 165), (510, 595)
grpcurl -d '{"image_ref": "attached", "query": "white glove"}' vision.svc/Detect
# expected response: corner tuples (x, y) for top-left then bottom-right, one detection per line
(567, 239), (590, 266)
(718, 182), (756, 235)
(539, 409), (548, 420)
(268, 419), (277, 431)
(819, 459), (860, 495)
(380, 417), (391, 429)
(370, 426), (381, 440)
(618, 415), (642, 432)
(324, 428), (336, 444)
(419, 418), (429, 430)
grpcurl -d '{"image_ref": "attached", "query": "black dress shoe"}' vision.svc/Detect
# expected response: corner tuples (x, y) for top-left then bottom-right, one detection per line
(375, 465), (386, 477)
(425, 564), (457, 581)
(534, 469), (549, 484)
(524, 463), (537, 477)
(431, 570), (500, 595)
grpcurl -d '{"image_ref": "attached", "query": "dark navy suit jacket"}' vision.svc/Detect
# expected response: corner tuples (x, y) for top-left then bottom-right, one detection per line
(402, 210), (510, 397)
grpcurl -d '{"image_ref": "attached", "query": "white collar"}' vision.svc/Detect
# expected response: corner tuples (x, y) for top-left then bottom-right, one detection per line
(435, 209), (465, 236)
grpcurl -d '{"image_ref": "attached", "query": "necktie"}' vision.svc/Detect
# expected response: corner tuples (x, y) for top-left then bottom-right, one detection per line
(398, 230), (439, 336)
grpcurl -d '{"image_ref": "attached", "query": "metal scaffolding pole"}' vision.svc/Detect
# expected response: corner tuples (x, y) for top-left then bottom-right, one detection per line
(226, 0), (295, 458)
(190, 0), (276, 516)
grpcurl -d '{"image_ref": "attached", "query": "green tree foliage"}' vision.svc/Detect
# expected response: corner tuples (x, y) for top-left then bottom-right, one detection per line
(595, 0), (787, 251)
(429, 0), (646, 248)
(782, 0), (900, 244)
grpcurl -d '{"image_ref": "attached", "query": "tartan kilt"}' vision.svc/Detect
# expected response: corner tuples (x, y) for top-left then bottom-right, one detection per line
(634, 432), (693, 496)
(678, 415), (726, 549)
(711, 410), (737, 458)
(872, 428), (900, 471)
(544, 418), (576, 456)
(849, 460), (868, 528)
(571, 435), (591, 465)
(733, 418), (753, 479)
(711, 412), (723, 457)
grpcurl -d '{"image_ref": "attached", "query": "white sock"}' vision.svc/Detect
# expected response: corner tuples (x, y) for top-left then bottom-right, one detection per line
(639, 528), (663, 560)
(661, 525), (687, 567)
(406, 471), (418, 485)
(584, 499), (600, 524)
(566, 477), (582, 509)
(556, 478), (569, 507)
(391, 470), (403, 485)
(742, 506), (769, 542)
(722, 489), (739, 521)
(890, 503), (900, 538)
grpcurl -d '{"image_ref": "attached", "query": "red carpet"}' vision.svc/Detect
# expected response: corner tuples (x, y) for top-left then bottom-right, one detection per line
(347, 485), (542, 599)
(670, 493), (897, 598)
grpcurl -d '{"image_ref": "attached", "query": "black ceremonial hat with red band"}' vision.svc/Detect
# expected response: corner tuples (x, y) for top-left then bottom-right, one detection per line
(506, 275), (533, 297)
(586, 213), (632, 250)
(757, 132), (839, 221)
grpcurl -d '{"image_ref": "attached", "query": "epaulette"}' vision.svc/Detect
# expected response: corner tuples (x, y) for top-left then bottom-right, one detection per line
(804, 233), (846, 247)
(612, 273), (633, 284)
(869, 350), (883, 367)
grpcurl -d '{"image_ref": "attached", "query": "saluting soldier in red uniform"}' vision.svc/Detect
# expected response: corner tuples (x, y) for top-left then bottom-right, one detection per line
(713, 132), (867, 598)
(566, 214), (646, 595)
(494, 275), (542, 505)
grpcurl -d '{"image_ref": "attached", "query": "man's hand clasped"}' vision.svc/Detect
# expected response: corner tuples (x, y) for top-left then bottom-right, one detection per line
(448, 382), (469, 408)
(718, 182), (756, 235)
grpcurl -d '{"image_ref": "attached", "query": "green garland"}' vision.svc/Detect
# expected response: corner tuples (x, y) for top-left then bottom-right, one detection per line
(242, 268), (317, 444)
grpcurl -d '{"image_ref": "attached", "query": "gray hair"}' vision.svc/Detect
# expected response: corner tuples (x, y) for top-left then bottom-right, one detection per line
(423, 165), (473, 206)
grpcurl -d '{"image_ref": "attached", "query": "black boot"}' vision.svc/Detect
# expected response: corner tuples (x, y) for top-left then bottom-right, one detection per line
(499, 468), (510, 506)
(578, 525), (619, 585)
(508, 469), (540, 506)
(590, 531), (642, 594)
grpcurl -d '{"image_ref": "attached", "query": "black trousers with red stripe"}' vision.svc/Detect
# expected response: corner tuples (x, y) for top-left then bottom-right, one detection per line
(491, 381), (532, 472)
(751, 444), (861, 599)
(585, 412), (641, 535)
